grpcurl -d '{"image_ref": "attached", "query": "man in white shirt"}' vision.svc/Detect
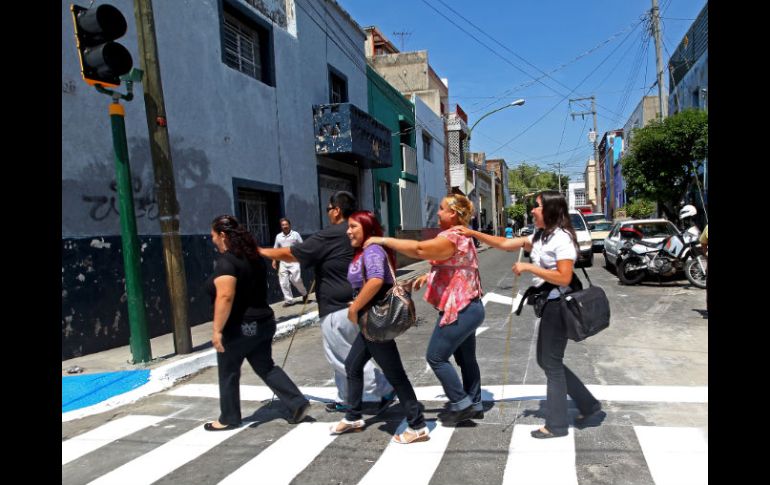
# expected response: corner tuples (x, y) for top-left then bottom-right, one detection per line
(273, 218), (308, 307)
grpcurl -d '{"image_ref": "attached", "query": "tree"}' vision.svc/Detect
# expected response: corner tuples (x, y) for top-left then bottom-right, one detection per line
(506, 203), (527, 227)
(508, 163), (569, 199)
(622, 198), (656, 219)
(621, 109), (707, 219)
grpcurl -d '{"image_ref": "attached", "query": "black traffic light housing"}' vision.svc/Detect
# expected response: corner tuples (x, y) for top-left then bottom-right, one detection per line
(70, 3), (133, 87)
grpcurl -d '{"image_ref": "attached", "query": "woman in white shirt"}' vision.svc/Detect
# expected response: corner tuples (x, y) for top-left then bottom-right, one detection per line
(457, 191), (603, 439)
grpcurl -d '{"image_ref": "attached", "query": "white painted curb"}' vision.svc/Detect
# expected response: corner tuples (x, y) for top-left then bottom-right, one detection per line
(62, 312), (320, 423)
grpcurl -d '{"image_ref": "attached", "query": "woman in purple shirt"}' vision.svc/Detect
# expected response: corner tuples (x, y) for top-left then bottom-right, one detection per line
(329, 211), (429, 444)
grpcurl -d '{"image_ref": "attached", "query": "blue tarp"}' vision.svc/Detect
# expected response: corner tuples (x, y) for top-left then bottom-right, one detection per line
(62, 370), (151, 413)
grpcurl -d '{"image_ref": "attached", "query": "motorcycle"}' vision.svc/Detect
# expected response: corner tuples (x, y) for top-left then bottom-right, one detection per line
(616, 225), (707, 288)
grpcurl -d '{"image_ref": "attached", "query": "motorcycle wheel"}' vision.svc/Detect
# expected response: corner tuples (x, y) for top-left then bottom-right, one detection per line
(618, 257), (646, 285)
(684, 255), (707, 289)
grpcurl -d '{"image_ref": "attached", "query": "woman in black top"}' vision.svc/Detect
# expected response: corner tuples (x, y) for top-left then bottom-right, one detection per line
(204, 215), (310, 431)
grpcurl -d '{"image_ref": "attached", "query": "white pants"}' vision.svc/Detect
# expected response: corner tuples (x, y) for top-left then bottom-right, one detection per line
(320, 307), (393, 402)
(278, 262), (307, 302)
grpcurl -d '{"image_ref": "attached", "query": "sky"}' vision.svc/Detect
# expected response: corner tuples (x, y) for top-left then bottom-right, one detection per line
(336, 0), (707, 182)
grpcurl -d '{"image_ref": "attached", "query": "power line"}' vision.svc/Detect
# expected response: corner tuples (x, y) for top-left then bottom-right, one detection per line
(427, 0), (632, 121)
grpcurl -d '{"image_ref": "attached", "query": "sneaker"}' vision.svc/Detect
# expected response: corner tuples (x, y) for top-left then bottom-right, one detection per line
(324, 401), (350, 413)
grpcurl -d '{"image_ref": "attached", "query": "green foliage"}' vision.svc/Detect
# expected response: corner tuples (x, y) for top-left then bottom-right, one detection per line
(507, 163), (569, 198)
(506, 203), (527, 221)
(621, 109), (707, 218)
(621, 199), (656, 219)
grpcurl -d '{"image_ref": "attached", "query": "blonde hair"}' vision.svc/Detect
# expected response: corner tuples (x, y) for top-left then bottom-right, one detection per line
(444, 194), (474, 226)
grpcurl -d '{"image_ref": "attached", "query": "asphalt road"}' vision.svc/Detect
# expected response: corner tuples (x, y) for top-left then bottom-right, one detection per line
(63, 247), (708, 485)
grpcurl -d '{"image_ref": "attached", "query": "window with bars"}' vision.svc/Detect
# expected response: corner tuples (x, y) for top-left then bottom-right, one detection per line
(237, 189), (271, 247)
(329, 67), (348, 104)
(575, 190), (586, 206)
(221, 6), (273, 85)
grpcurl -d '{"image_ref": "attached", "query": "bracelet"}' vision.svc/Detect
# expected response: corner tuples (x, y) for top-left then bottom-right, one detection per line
(381, 237), (387, 245)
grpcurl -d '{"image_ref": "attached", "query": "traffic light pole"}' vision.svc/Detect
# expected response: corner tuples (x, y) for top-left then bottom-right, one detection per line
(98, 83), (152, 364)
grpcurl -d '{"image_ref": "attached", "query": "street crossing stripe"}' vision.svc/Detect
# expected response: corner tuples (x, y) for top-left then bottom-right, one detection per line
(357, 419), (454, 485)
(634, 426), (708, 485)
(62, 415), (165, 465)
(503, 424), (578, 485)
(218, 422), (337, 485)
(168, 384), (708, 404)
(476, 326), (489, 336)
(482, 291), (524, 314)
(85, 419), (248, 485)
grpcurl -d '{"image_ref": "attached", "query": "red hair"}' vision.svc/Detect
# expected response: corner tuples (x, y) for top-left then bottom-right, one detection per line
(348, 211), (396, 269)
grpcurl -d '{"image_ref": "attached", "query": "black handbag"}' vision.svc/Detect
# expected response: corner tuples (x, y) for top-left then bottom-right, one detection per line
(561, 267), (611, 342)
(359, 251), (417, 342)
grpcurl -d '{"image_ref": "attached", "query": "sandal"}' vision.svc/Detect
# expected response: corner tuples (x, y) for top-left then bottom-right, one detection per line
(392, 426), (430, 444)
(329, 418), (365, 435)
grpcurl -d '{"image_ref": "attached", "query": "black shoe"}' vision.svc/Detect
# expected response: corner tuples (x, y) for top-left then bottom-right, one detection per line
(440, 405), (477, 426)
(373, 392), (397, 415)
(472, 410), (484, 420)
(288, 401), (311, 424)
(203, 422), (239, 431)
(574, 409), (606, 429)
(531, 427), (568, 439)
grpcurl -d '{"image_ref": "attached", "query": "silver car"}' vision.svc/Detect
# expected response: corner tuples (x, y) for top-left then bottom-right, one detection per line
(603, 219), (680, 268)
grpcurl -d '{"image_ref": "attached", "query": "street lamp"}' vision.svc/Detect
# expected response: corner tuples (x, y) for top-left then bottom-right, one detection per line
(466, 99), (525, 236)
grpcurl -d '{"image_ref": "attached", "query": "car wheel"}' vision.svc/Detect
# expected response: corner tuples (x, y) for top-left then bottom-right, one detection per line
(604, 252), (615, 272)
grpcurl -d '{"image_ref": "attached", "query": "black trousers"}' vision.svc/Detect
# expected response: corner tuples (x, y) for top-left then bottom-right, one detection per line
(537, 300), (600, 434)
(344, 332), (426, 430)
(217, 319), (308, 425)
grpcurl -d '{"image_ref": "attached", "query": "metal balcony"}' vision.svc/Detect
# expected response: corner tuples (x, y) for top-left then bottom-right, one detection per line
(313, 103), (392, 169)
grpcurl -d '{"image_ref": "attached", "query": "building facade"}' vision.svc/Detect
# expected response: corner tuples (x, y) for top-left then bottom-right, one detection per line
(61, 0), (386, 358)
(413, 95), (447, 228)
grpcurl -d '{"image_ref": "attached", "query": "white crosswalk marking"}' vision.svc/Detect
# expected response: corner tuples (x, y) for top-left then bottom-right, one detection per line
(62, 415), (164, 465)
(634, 426), (708, 485)
(217, 422), (337, 485)
(503, 424), (578, 485)
(358, 420), (454, 485)
(62, 412), (709, 485)
(85, 421), (248, 485)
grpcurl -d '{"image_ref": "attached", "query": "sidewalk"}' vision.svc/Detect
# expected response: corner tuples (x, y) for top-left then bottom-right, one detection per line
(61, 252), (461, 421)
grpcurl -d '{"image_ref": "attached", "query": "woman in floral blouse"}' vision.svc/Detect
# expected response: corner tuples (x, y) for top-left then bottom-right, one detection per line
(363, 194), (484, 425)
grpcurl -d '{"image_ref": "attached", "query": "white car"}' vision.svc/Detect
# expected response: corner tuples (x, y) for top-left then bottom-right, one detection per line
(568, 210), (593, 267)
(603, 219), (680, 268)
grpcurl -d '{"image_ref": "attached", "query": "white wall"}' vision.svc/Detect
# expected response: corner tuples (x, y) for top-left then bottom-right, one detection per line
(413, 95), (447, 228)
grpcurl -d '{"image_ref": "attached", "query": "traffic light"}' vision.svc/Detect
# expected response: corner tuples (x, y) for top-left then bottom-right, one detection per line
(70, 3), (133, 87)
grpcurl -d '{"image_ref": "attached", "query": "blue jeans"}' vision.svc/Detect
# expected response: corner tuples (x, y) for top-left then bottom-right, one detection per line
(426, 298), (484, 411)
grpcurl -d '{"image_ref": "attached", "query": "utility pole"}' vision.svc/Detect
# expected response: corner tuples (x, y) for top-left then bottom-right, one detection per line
(491, 169), (497, 236)
(133, 0), (192, 354)
(651, 0), (668, 118)
(570, 96), (602, 214)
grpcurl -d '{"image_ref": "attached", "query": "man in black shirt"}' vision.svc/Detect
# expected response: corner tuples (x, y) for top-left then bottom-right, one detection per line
(259, 191), (394, 412)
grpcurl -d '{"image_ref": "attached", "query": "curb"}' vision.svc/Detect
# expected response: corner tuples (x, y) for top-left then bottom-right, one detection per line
(62, 311), (321, 423)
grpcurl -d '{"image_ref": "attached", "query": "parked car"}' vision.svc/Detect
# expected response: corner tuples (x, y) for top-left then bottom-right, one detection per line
(568, 209), (593, 267)
(584, 213), (606, 224)
(602, 219), (680, 268)
(519, 224), (535, 236)
(588, 220), (613, 253)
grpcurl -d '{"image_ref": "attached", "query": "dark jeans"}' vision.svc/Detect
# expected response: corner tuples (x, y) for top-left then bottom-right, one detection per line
(344, 332), (425, 430)
(217, 318), (308, 425)
(537, 300), (600, 434)
(426, 298), (484, 411)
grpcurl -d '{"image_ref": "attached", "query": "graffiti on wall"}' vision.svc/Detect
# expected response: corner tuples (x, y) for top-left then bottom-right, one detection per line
(82, 178), (159, 221)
